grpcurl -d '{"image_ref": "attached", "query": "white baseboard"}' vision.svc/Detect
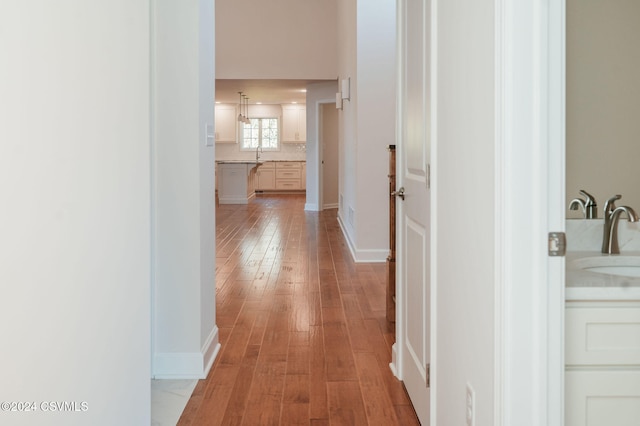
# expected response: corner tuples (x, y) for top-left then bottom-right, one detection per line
(201, 326), (220, 378)
(304, 203), (319, 211)
(153, 326), (220, 379)
(337, 214), (358, 261)
(390, 343), (400, 379)
(323, 203), (339, 210)
(336, 214), (389, 263)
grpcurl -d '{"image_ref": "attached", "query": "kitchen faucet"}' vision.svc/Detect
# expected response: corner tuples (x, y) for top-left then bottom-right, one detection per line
(255, 145), (263, 162)
(601, 194), (639, 254)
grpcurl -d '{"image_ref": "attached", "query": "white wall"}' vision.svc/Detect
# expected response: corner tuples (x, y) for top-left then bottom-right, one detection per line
(215, 0), (338, 79)
(435, 0), (496, 424)
(355, 0), (396, 253)
(0, 2), (151, 425)
(337, 0), (358, 245)
(336, 0), (395, 262)
(306, 81), (339, 211)
(566, 0), (640, 216)
(152, 0), (218, 379)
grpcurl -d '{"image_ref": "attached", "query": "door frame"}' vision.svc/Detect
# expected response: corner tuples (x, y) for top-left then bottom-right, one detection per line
(315, 99), (339, 211)
(494, 0), (565, 425)
(392, 1), (565, 425)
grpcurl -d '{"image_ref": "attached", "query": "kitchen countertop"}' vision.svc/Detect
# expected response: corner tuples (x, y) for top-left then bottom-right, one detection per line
(566, 251), (640, 301)
(216, 160), (262, 164)
(216, 159), (305, 163)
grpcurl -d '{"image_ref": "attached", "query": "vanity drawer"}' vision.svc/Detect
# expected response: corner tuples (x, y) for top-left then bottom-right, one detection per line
(276, 169), (301, 180)
(565, 305), (640, 366)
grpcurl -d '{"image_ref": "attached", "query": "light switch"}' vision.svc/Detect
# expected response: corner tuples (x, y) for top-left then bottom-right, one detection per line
(205, 124), (214, 147)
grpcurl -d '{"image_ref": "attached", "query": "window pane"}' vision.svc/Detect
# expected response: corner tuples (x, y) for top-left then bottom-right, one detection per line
(242, 118), (279, 150)
(242, 119), (260, 149)
(261, 118), (279, 149)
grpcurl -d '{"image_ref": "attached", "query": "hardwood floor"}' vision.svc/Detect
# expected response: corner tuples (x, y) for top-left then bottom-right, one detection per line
(178, 195), (419, 426)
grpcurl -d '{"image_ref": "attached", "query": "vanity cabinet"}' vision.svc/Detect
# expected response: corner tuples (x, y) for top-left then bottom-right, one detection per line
(214, 104), (237, 143)
(282, 105), (306, 142)
(565, 301), (640, 426)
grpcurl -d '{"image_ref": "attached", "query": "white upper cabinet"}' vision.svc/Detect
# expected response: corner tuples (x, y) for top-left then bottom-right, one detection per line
(214, 104), (237, 143)
(281, 104), (306, 143)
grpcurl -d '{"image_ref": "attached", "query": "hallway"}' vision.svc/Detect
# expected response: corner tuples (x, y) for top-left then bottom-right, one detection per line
(178, 195), (419, 425)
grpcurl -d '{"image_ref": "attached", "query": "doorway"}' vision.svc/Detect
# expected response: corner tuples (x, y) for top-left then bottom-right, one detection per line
(320, 103), (339, 210)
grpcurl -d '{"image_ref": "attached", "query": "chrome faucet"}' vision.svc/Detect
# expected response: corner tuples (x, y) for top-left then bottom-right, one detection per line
(255, 146), (262, 162)
(569, 189), (598, 219)
(601, 194), (639, 254)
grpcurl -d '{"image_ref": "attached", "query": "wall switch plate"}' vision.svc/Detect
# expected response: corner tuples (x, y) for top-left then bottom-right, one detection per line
(466, 383), (475, 426)
(205, 123), (214, 147)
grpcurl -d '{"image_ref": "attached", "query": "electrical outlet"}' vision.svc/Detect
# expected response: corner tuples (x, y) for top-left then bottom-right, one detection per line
(466, 383), (475, 426)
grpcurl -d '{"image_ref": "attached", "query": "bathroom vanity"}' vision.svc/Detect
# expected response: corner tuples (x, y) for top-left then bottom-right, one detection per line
(565, 251), (640, 426)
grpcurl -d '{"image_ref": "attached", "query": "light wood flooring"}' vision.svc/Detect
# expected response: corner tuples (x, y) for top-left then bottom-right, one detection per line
(178, 194), (419, 425)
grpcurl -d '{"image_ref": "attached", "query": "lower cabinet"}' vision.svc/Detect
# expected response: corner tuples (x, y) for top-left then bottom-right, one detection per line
(256, 162), (276, 190)
(256, 161), (306, 191)
(565, 302), (640, 426)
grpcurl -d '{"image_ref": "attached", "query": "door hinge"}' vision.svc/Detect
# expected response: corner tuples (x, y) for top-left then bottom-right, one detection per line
(426, 163), (431, 189)
(426, 363), (430, 388)
(548, 232), (566, 257)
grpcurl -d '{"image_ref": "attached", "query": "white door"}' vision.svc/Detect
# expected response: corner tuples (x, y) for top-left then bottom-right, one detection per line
(396, 0), (431, 424)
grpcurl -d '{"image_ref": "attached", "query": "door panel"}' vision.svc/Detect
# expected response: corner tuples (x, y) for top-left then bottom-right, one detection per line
(397, 0), (431, 424)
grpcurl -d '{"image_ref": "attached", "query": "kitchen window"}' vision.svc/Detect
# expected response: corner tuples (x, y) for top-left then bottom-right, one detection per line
(241, 118), (279, 150)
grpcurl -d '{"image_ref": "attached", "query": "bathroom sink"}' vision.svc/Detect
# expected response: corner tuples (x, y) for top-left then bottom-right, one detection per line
(573, 256), (640, 278)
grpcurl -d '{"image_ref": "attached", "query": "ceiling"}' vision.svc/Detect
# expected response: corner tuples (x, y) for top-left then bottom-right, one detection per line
(215, 79), (334, 105)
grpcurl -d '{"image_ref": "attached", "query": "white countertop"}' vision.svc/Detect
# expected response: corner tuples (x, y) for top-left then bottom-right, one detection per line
(566, 251), (640, 301)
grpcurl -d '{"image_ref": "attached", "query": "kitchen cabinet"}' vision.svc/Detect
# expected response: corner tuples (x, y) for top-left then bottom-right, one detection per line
(282, 105), (306, 142)
(214, 104), (237, 143)
(565, 301), (640, 425)
(275, 161), (302, 190)
(256, 161), (306, 191)
(256, 162), (276, 190)
(216, 161), (259, 204)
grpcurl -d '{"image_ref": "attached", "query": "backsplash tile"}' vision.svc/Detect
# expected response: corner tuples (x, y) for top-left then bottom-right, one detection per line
(216, 143), (306, 162)
(566, 219), (640, 251)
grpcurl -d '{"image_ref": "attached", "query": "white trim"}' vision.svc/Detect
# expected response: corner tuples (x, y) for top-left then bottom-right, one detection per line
(493, 1), (506, 425)
(393, 0), (406, 390)
(315, 98), (339, 213)
(545, 0), (566, 423)
(323, 203), (338, 210)
(497, 1), (565, 425)
(304, 202), (319, 211)
(389, 342), (399, 378)
(336, 214), (388, 263)
(218, 192), (255, 205)
(149, 0), (157, 380)
(201, 326), (221, 378)
(153, 327), (220, 380)
(429, 0), (439, 423)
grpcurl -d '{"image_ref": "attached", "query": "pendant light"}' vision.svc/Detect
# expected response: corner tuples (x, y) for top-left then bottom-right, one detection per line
(237, 92), (244, 122)
(244, 97), (251, 124)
